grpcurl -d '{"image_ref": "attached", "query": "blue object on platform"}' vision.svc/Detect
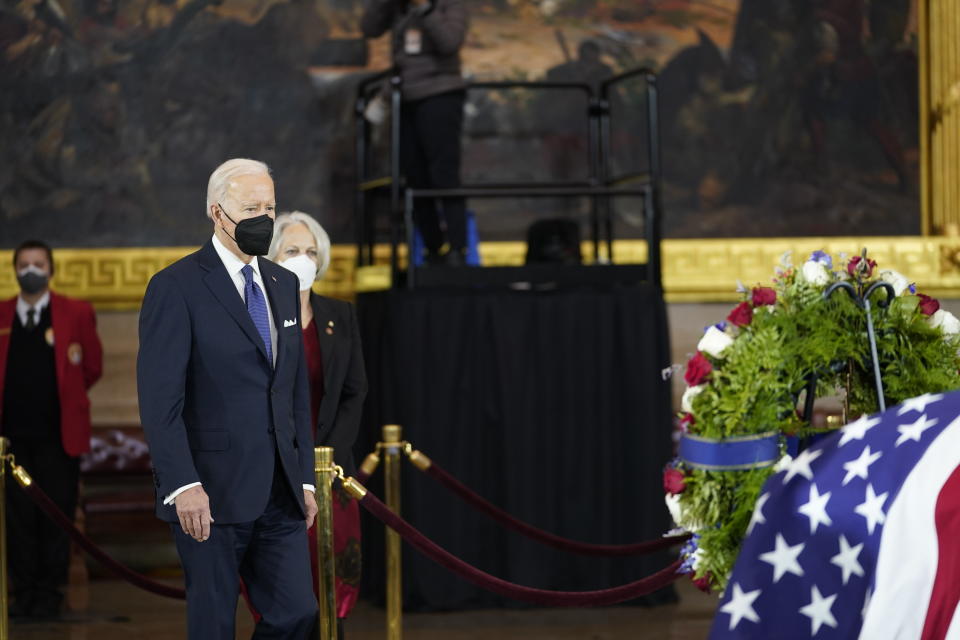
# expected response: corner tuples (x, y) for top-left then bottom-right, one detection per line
(679, 432), (781, 471)
(411, 210), (481, 266)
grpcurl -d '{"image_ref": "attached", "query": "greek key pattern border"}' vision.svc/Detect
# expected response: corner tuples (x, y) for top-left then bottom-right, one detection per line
(2, 238), (960, 308)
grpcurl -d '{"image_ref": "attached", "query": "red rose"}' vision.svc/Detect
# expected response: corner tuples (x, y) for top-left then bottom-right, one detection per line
(679, 413), (696, 431)
(684, 352), (712, 386)
(727, 301), (753, 327)
(847, 256), (877, 278)
(663, 468), (686, 495)
(751, 287), (776, 307)
(692, 574), (712, 593)
(918, 293), (940, 316)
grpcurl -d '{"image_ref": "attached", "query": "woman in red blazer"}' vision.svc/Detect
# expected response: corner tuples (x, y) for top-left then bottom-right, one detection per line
(0, 240), (102, 619)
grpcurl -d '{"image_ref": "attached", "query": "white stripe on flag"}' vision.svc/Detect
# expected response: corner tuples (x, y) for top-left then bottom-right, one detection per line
(859, 413), (960, 640)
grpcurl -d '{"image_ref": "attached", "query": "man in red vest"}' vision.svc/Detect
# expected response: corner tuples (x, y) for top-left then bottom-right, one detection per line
(0, 239), (102, 620)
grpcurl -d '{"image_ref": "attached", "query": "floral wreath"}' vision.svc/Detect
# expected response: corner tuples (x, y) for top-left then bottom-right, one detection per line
(664, 250), (960, 592)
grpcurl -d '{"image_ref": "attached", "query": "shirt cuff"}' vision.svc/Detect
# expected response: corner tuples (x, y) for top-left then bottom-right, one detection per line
(164, 482), (202, 505)
(303, 484), (316, 493)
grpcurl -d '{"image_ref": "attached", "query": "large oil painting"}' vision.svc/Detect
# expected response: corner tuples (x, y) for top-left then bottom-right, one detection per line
(0, 0), (919, 247)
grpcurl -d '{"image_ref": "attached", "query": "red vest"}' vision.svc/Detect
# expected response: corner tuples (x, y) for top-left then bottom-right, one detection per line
(0, 292), (103, 456)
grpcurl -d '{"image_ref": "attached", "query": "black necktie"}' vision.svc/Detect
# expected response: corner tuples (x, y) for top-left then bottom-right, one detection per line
(25, 308), (36, 330)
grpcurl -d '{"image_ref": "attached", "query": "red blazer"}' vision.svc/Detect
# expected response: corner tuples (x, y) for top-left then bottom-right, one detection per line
(0, 292), (103, 456)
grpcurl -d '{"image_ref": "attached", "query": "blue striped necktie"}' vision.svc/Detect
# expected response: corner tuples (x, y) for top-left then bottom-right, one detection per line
(241, 264), (273, 365)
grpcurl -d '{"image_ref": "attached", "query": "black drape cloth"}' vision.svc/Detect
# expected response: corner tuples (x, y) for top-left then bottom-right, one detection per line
(355, 283), (675, 611)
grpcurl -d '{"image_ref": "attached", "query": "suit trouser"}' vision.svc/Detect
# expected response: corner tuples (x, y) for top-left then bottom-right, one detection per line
(172, 464), (318, 639)
(5, 436), (79, 609)
(400, 90), (468, 253)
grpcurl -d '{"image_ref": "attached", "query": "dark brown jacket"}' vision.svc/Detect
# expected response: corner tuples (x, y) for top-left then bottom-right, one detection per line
(361, 0), (468, 101)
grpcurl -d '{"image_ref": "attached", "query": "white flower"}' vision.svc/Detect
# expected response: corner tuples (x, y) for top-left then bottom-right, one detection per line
(665, 493), (684, 527)
(698, 326), (734, 358)
(928, 309), (960, 335)
(800, 260), (831, 286)
(664, 494), (703, 530)
(681, 384), (705, 413)
(879, 269), (910, 296)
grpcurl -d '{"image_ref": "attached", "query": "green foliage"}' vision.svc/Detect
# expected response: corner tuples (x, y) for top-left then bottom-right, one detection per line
(672, 252), (960, 592)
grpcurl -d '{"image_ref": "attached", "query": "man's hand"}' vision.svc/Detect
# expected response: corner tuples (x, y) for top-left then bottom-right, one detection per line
(304, 489), (318, 528)
(175, 485), (214, 542)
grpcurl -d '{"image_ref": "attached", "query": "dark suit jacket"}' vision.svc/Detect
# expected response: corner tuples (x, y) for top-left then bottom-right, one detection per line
(137, 240), (314, 524)
(310, 293), (367, 477)
(0, 292), (103, 456)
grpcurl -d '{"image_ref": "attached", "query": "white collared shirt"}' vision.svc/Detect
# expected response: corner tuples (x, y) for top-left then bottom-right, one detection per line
(165, 236), (313, 506)
(16, 291), (50, 326)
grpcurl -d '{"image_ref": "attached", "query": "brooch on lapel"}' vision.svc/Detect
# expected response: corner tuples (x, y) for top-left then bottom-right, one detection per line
(326, 320), (334, 335)
(45, 327), (55, 346)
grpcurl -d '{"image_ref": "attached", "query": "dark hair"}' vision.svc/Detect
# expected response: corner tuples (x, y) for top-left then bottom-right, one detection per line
(13, 240), (55, 276)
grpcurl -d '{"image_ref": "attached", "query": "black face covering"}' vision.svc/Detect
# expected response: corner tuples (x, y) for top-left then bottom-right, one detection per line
(218, 205), (274, 256)
(17, 269), (49, 295)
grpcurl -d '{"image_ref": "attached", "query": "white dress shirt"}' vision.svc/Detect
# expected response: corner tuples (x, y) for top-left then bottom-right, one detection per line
(165, 235), (313, 506)
(16, 291), (50, 326)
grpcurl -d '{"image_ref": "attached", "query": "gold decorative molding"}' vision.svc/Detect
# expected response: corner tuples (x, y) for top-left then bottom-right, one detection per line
(920, 0), (960, 235)
(4, 238), (960, 307)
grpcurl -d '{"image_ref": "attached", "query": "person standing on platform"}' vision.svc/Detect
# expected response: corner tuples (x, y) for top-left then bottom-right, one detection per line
(0, 239), (103, 620)
(137, 158), (318, 639)
(268, 211), (368, 639)
(361, 0), (469, 266)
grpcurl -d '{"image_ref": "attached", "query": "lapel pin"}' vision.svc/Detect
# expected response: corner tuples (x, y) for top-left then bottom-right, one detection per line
(271, 275), (277, 282)
(328, 320), (334, 327)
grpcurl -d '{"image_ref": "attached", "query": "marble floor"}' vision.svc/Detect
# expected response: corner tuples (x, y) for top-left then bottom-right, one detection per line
(9, 578), (718, 639)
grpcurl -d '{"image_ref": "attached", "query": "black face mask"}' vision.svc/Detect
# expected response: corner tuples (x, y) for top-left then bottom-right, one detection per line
(218, 205), (274, 256)
(17, 268), (49, 295)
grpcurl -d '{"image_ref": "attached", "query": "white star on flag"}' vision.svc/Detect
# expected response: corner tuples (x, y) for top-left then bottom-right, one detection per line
(842, 446), (882, 485)
(758, 533), (805, 583)
(854, 484), (888, 534)
(798, 483), (833, 533)
(896, 414), (938, 447)
(897, 393), (944, 416)
(747, 492), (770, 535)
(719, 583), (762, 630)
(799, 585), (839, 635)
(838, 415), (882, 446)
(830, 534), (865, 585)
(782, 448), (822, 484)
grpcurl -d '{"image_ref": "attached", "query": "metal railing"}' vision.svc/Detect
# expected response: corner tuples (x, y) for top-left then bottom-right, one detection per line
(353, 68), (663, 290)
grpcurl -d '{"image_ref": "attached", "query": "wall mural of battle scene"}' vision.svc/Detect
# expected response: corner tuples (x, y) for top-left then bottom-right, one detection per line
(0, 0), (919, 247)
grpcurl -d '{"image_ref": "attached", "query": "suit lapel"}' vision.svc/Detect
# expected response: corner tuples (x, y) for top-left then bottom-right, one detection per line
(259, 258), (288, 375)
(197, 241), (270, 364)
(310, 294), (337, 384)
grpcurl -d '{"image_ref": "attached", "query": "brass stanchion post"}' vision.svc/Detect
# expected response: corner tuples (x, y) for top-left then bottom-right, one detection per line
(314, 447), (337, 640)
(0, 437), (8, 640)
(382, 424), (403, 640)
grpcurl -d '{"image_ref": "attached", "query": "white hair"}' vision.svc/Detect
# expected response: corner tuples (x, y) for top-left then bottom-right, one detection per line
(268, 211), (332, 281)
(205, 158), (272, 219)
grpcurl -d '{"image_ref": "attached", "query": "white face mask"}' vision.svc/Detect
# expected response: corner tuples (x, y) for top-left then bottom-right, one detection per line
(279, 254), (318, 291)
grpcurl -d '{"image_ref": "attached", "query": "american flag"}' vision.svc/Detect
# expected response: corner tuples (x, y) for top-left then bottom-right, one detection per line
(709, 391), (960, 639)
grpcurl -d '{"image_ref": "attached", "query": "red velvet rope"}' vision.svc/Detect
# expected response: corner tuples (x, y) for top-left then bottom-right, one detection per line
(359, 491), (682, 607)
(422, 461), (689, 556)
(16, 474), (186, 599)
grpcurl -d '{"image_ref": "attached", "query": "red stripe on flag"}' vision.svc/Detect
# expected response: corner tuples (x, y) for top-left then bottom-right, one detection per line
(922, 462), (960, 639)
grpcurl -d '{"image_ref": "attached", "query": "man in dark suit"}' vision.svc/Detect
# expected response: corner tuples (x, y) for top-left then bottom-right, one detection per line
(0, 239), (103, 619)
(137, 158), (318, 639)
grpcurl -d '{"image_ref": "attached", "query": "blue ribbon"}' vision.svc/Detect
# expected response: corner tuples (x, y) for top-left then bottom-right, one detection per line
(679, 432), (780, 471)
